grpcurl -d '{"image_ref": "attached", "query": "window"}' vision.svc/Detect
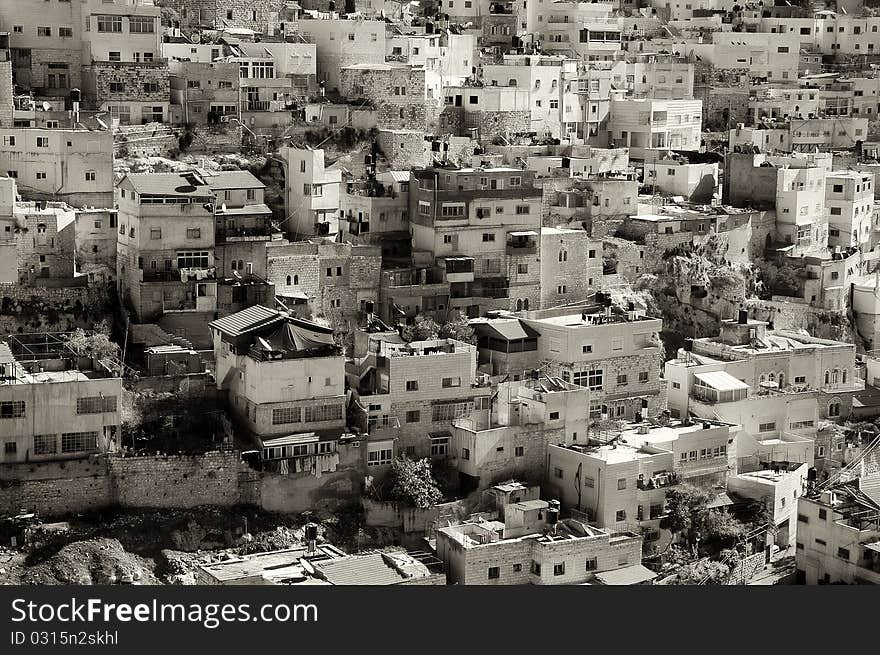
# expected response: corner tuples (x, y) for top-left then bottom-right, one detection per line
(585, 558), (597, 571)
(617, 373), (628, 386)
(367, 447), (393, 466)
(510, 176), (521, 187)
(615, 510), (626, 522)
(272, 407), (302, 425)
(33, 434), (56, 456)
(0, 401), (25, 418)
(530, 561), (541, 575)
(837, 547), (850, 561)
(639, 371), (649, 383)
(36, 137), (49, 148)
(149, 228), (162, 240)
(85, 171), (96, 182)
(553, 563), (565, 576)
(553, 467), (564, 479)
(61, 431), (98, 454)
(97, 15), (123, 33)
(758, 422), (776, 432)
(35, 172), (47, 180)
(515, 446), (524, 457)
(59, 27), (73, 38)
(488, 567), (500, 579)
(402, 410), (420, 424)
(512, 563), (522, 572)
(617, 478), (627, 490)
(482, 233), (495, 242)
(129, 16), (155, 33)
(405, 380), (419, 392)
(797, 514), (809, 524)
(37, 27), (52, 37)
(461, 447), (470, 460)
(76, 396), (117, 414)
(442, 377), (461, 388)
(430, 435), (449, 456)
(517, 263), (528, 274)
(4, 441), (16, 455)
(583, 345), (593, 354)
(177, 251), (209, 269)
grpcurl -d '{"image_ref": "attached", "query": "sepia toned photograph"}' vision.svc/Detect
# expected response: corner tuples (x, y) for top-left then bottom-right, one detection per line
(0, 0), (878, 603)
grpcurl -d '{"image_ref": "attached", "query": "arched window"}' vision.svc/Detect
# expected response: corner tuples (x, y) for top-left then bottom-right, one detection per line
(286, 275), (291, 285)
(523, 298), (529, 311)
(824, 370), (830, 385)
(829, 403), (840, 417)
(559, 249), (567, 262)
(768, 372), (775, 382)
(759, 374), (766, 384)
(293, 274), (299, 285)
(231, 260), (237, 271)
(238, 260), (244, 270)
(508, 78), (517, 87)
(842, 370), (847, 384)
(516, 299), (523, 311)
(832, 369), (840, 384)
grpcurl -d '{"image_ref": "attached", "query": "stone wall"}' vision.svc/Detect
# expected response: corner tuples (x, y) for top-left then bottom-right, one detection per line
(86, 62), (170, 108)
(0, 445), (372, 518)
(0, 282), (112, 334)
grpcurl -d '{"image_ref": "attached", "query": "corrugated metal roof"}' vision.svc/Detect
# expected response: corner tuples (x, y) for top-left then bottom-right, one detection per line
(122, 172), (213, 197)
(474, 319), (540, 342)
(209, 305), (284, 337)
(315, 553), (409, 586)
(694, 371), (749, 392)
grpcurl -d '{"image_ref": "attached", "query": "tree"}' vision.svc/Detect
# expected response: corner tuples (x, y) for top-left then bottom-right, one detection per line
(62, 322), (119, 361)
(438, 317), (475, 344)
(665, 483), (745, 552)
(385, 456), (443, 509)
(401, 315), (439, 342)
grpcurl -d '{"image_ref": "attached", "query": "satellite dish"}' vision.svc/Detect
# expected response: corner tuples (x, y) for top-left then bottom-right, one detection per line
(299, 558), (316, 576)
(174, 185), (197, 193)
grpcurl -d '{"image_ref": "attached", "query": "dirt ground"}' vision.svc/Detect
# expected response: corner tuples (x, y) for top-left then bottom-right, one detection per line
(0, 503), (402, 585)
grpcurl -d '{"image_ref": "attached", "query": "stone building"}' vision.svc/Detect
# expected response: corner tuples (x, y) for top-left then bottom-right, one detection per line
(266, 241), (381, 334)
(340, 63), (431, 130)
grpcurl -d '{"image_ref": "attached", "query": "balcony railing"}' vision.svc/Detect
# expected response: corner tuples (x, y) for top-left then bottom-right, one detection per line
(216, 226), (276, 242)
(506, 241), (537, 256)
(637, 472), (679, 491)
(246, 100), (271, 111)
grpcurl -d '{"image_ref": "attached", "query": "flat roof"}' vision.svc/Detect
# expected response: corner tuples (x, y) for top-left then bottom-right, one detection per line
(595, 564), (657, 585)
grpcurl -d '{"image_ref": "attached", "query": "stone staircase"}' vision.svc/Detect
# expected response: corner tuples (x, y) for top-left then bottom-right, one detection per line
(157, 311), (215, 351)
(114, 122), (180, 157)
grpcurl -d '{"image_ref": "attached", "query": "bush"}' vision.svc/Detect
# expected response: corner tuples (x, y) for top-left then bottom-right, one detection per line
(384, 457), (443, 509)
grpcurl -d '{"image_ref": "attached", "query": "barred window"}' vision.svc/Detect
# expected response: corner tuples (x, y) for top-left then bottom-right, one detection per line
(76, 396), (117, 414)
(303, 404), (344, 423)
(61, 431), (98, 454)
(367, 448), (393, 466)
(0, 401), (25, 418)
(431, 400), (473, 422)
(272, 407), (302, 425)
(33, 434), (57, 455)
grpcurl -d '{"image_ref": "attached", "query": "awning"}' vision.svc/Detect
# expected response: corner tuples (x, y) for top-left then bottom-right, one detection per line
(261, 432), (319, 448)
(595, 564), (657, 586)
(863, 542), (880, 553)
(707, 492), (735, 509)
(509, 230), (538, 236)
(694, 371), (749, 392)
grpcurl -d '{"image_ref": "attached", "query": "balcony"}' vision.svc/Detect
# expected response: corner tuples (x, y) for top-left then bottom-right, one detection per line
(245, 100), (271, 111)
(141, 267), (216, 283)
(506, 237), (537, 256)
(637, 472), (679, 491)
(216, 226), (278, 243)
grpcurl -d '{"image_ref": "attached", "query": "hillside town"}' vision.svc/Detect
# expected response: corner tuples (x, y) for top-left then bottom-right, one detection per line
(0, 0), (880, 587)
